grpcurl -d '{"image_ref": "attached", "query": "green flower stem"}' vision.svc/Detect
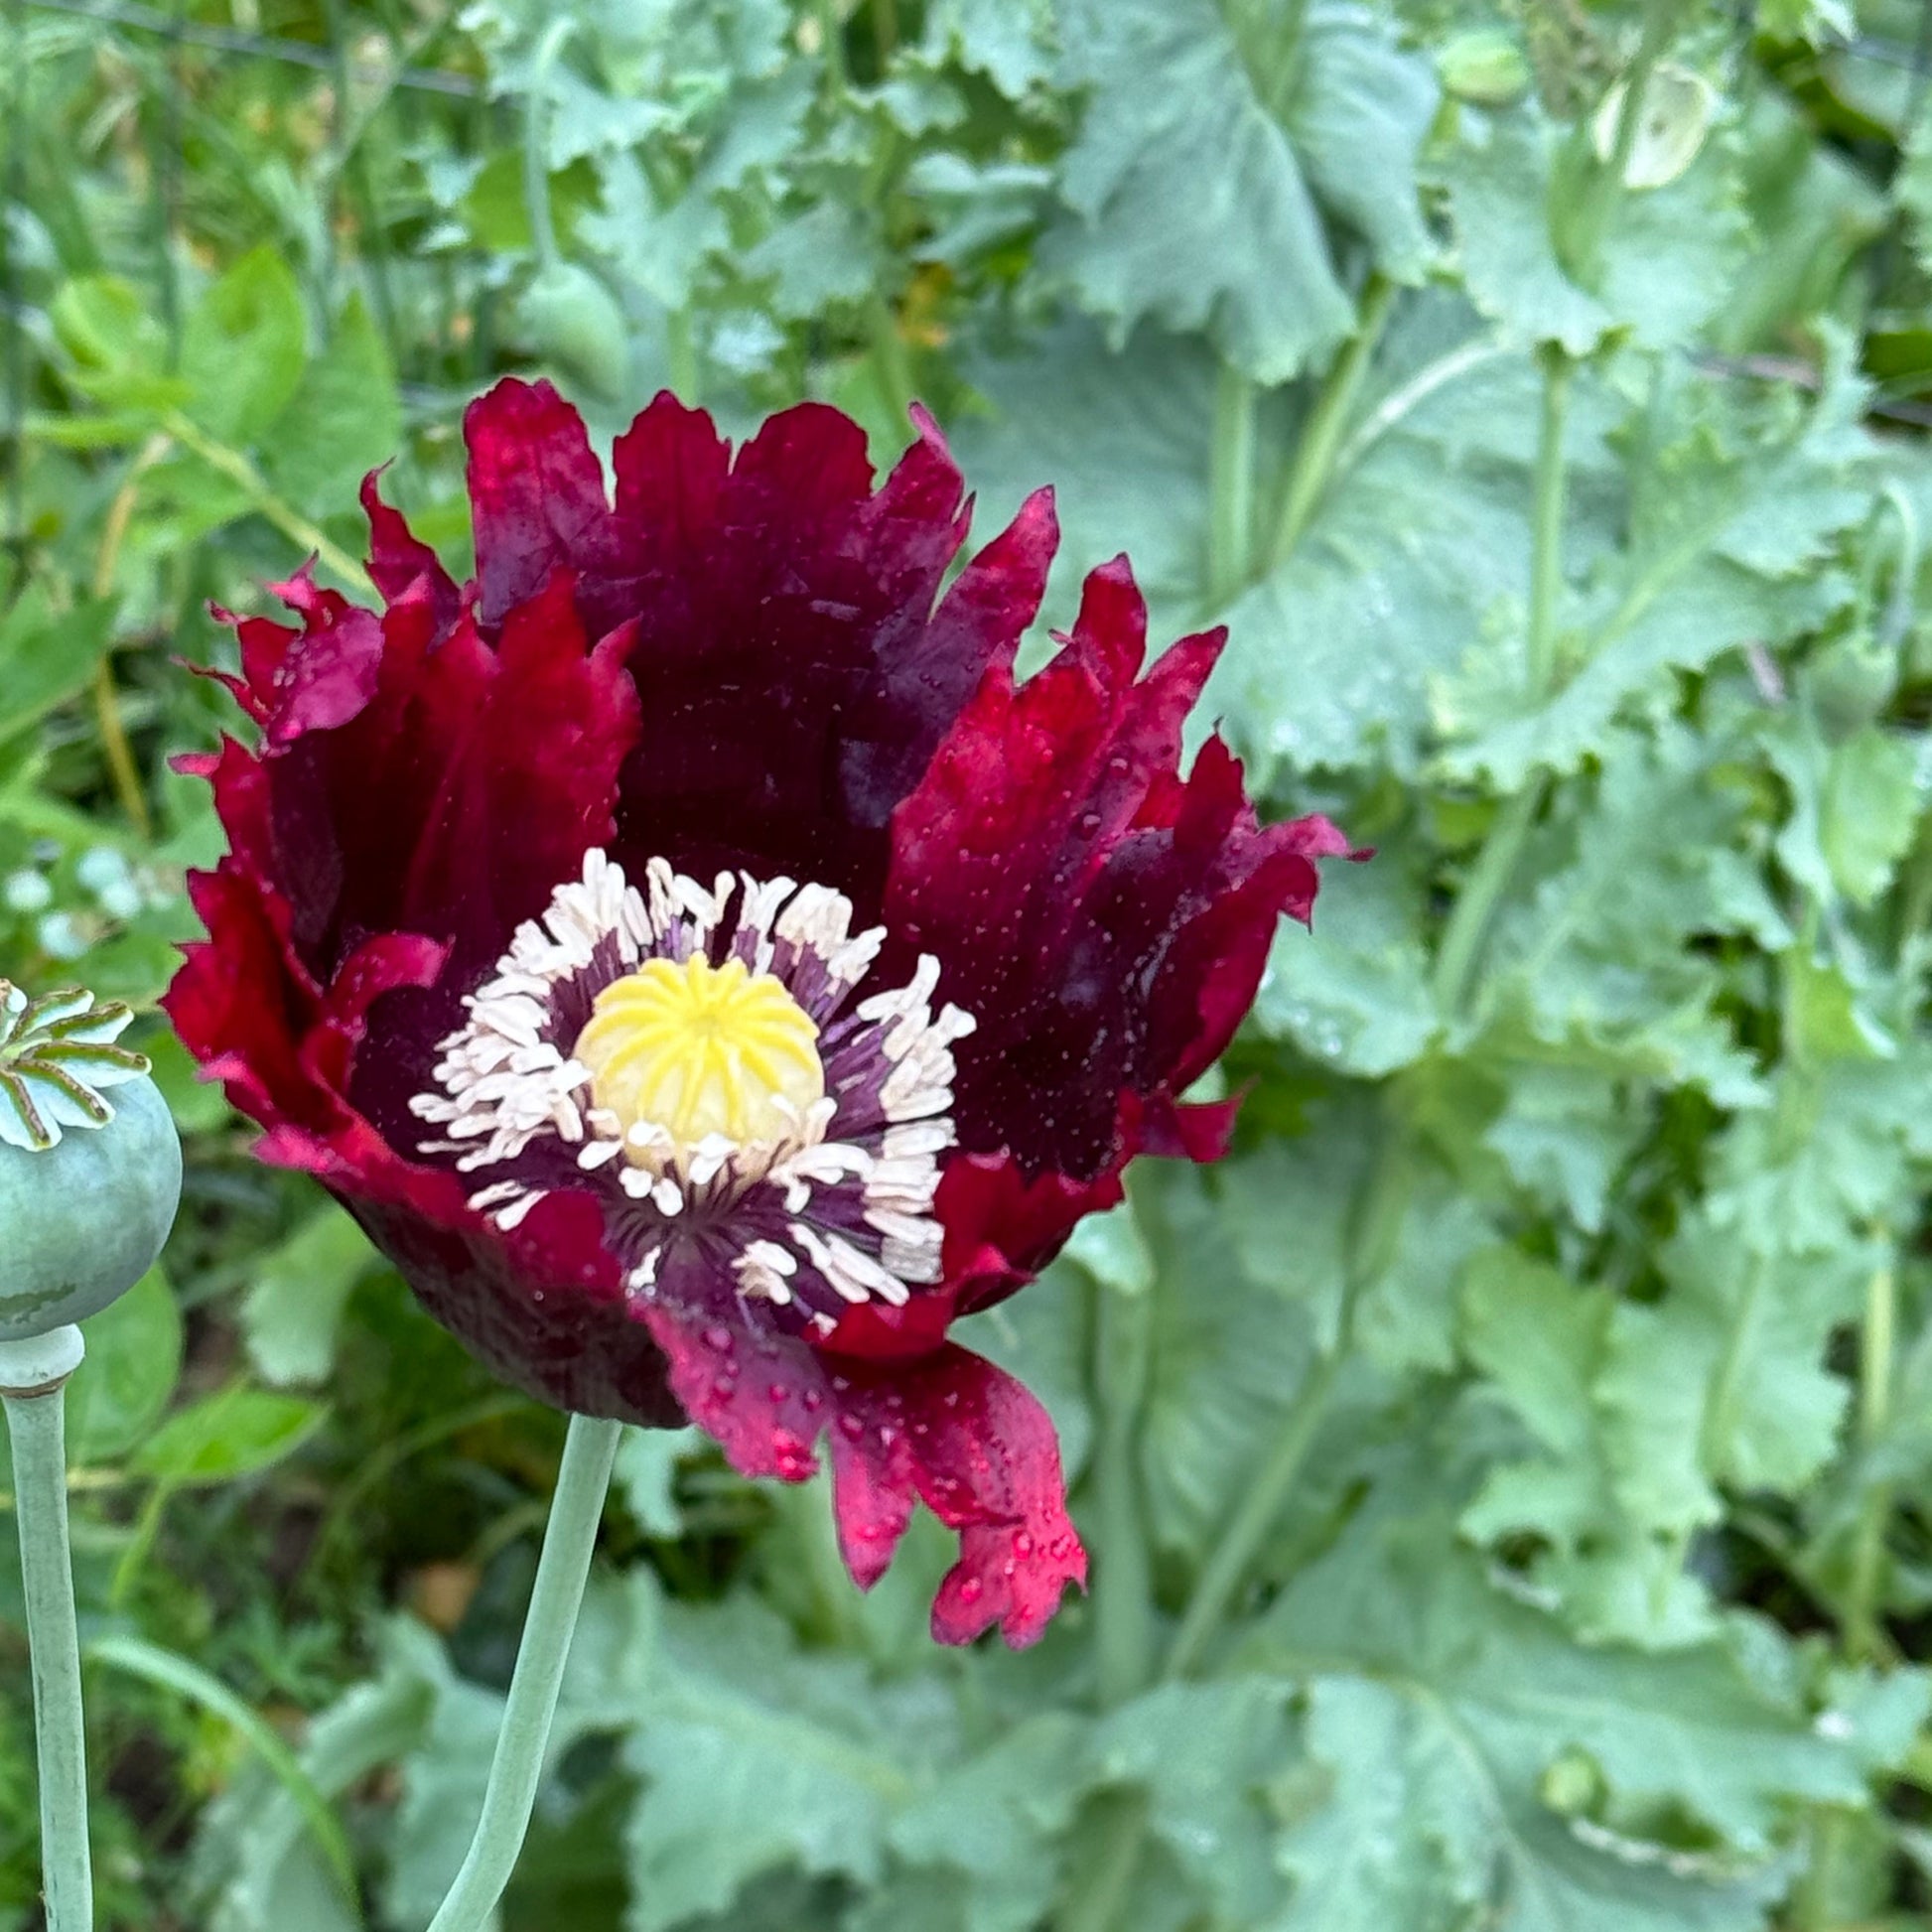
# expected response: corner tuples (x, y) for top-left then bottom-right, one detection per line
(1206, 362), (1257, 607)
(1090, 1273), (1156, 1709)
(520, 18), (575, 276)
(1568, 0), (1683, 281)
(2, 1330), (91, 1932)
(426, 1412), (622, 1932)
(159, 410), (374, 594)
(1524, 345), (1573, 698)
(1430, 342), (1572, 1017)
(1268, 272), (1394, 573)
(1847, 1250), (1898, 1664)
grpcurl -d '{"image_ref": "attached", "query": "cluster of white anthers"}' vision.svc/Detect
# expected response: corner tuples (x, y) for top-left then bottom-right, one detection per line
(410, 850), (975, 1330)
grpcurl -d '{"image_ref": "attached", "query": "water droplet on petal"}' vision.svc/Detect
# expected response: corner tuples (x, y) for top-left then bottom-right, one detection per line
(703, 1323), (734, 1352)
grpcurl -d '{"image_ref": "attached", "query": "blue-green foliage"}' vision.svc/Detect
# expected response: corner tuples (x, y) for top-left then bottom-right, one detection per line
(6, 0), (1932, 1927)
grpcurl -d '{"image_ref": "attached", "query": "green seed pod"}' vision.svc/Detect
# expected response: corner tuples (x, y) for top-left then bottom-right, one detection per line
(1438, 30), (1532, 109)
(516, 262), (630, 402)
(0, 985), (182, 1345)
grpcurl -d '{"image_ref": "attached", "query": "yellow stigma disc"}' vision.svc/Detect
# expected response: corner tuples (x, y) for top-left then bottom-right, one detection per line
(573, 954), (824, 1158)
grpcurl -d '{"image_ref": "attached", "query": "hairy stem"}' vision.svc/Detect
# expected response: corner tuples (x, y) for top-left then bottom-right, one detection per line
(426, 1413), (622, 1932)
(1268, 273), (1394, 572)
(4, 1353), (91, 1931)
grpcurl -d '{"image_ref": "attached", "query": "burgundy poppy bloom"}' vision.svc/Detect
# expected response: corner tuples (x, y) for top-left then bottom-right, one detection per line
(163, 379), (1352, 1645)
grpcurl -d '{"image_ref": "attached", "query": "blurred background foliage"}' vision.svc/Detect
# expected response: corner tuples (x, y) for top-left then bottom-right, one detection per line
(7, 0), (1932, 1926)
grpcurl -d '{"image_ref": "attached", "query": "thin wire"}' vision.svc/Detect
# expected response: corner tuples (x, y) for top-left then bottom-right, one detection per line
(26, 0), (480, 96)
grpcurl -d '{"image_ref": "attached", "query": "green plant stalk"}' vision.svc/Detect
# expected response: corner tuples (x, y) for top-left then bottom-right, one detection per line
(1163, 1341), (1343, 1684)
(4, 1381), (92, 1932)
(1569, 0), (1683, 280)
(1430, 344), (1572, 1016)
(88, 433), (170, 842)
(1525, 346), (1573, 696)
(425, 1412), (622, 1932)
(521, 17), (576, 275)
(1090, 1276), (1155, 1708)
(868, 292), (917, 434)
(1268, 273), (1394, 572)
(1207, 362), (1257, 606)
(160, 411), (373, 593)
(1846, 1254), (1897, 1665)
(87, 1631), (355, 1898)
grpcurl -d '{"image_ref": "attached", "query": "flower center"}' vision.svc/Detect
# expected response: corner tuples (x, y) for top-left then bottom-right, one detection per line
(572, 953), (824, 1159)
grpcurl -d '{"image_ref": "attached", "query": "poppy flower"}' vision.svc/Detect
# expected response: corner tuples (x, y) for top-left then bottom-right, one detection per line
(163, 379), (1353, 1646)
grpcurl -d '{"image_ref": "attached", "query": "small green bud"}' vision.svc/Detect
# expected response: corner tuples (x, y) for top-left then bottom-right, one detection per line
(516, 262), (630, 402)
(1438, 30), (1532, 109)
(0, 985), (182, 1344)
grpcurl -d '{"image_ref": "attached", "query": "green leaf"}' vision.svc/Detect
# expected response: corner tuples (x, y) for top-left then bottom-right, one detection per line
(69, 1264), (182, 1463)
(260, 295), (404, 516)
(1458, 1246), (1718, 1645)
(1133, 1163), (1319, 1562)
(918, 0), (1056, 99)
(888, 1715), (1086, 1932)
(614, 1424), (704, 1539)
(1045, 0), (1434, 381)
(0, 593), (118, 747)
(744, 203), (885, 320)
(132, 1386), (327, 1485)
(1475, 726), (1773, 1102)
(1091, 1679), (1298, 1924)
(1255, 833), (1440, 1076)
(1664, 1203), (1873, 1493)
(1274, 1675), (1493, 1932)
(1437, 356), (1872, 788)
(621, 1591), (934, 1930)
(1249, 1428), (1866, 1928)
(1214, 305), (1557, 782)
(48, 275), (190, 414)
(181, 246), (309, 446)
(1222, 1110), (1495, 1373)
(1438, 102), (1749, 355)
(239, 1206), (378, 1389)
(1775, 717), (1923, 909)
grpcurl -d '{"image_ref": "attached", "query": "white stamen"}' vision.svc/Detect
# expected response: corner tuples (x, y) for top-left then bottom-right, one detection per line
(790, 1221), (910, 1307)
(414, 849), (971, 1320)
(735, 1239), (798, 1304)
